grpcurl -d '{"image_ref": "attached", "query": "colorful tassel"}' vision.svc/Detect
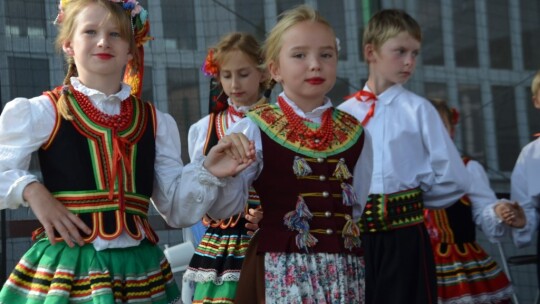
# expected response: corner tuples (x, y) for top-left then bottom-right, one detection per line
(333, 158), (352, 180)
(293, 156), (312, 176)
(341, 182), (358, 206)
(283, 196), (316, 251)
(296, 230), (318, 251)
(342, 216), (361, 250)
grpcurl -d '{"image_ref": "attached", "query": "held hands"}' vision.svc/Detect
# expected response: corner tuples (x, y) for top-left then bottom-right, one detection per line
(203, 133), (256, 178)
(494, 200), (526, 228)
(24, 182), (91, 247)
(244, 207), (263, 236)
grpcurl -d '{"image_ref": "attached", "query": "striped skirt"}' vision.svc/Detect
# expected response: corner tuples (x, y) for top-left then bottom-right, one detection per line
(434, 241), (513, 304)
(0, 239), (180, 304)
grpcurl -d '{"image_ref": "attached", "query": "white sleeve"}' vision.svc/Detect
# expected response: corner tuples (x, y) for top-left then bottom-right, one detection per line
(187, 115), (211, 161)
(420, 102), (470, 208)
(352, 129), (373, 220)
(205, 117), (263, 219)
(510, 146), (539, 247)
(0, 96), (54, 209)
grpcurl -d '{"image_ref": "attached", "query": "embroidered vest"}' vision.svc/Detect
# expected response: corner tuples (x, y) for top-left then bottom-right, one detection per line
(247, 104), (365, 254)
(35, 88), (158, 244)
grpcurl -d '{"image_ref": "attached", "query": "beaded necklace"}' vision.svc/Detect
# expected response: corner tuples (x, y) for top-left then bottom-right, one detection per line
(277, 96), (334, 151)
(215, 106), (246, 139)
(70, 87), (133, 129)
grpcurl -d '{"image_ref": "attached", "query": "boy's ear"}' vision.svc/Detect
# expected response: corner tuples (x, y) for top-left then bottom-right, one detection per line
(364, 43), (375, 63)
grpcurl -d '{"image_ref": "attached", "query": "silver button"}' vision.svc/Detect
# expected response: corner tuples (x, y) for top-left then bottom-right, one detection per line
(322, 191), (329, 198)
(325, 211), (332, 217)
(317, 157), (324, 163)
(326, 229), (333, 235)
(315, 139), (320, 143)
(319, 175), (326, 181)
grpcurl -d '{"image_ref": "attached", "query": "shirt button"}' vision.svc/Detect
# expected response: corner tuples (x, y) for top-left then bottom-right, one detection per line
(322, 191), (329, 198)
(319, 175), (326, 181)
(326, 229), (333, 235)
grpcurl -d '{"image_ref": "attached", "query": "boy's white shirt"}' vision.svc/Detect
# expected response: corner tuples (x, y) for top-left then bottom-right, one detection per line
(511, 137), (540, 247)
(338, 84), (469, 208)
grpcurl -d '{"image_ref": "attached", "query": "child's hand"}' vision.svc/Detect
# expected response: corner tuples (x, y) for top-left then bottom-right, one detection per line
(24, 182), (92, 247)
(203, 133), (256, 178)
(244, 207), (263, 236)
(494, 200), (526, 228)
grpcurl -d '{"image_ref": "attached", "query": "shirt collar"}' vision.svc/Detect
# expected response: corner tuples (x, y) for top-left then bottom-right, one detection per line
(279, 92), (333, 119)
(363, 83), (404, 105)
(70, 77), (131, 102)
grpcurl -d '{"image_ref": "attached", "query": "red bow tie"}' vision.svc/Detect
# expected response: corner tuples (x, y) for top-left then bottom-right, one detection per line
(346, 90), (377, 126)
(347, 90), (377, 102)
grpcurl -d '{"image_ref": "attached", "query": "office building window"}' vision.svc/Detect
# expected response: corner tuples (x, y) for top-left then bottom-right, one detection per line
(458, 84), (484, 162)
(417, 0), (444, 66)
(276, 0), (303, 15)
(453, 0), (479, 67)
(318, 0), (347, 60)
(8, 57), (49, 101)
(5, 0), (46, 37)
(235, 0), (265, 41)
(487, 0), (512, 69)
(162, 0), (196, 50)
(520, 1), (540, 70)
(166, 68), (200, 163)
(424, 82), (448, 101)
(492, 85), (520, 171)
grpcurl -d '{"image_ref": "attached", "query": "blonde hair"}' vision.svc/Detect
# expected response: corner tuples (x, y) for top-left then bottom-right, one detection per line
(55, 0), (138, 119)
(363, 9), (422, 52)
(531, 70), (540, 97)
(263, 4), (335, 68)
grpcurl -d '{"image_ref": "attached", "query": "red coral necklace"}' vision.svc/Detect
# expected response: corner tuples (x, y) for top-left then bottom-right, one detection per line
(71, 88), (133, 129)
(277, 96), (334, 150)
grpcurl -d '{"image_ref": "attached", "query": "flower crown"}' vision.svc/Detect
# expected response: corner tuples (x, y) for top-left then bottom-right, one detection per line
(55, 0), (151, 47)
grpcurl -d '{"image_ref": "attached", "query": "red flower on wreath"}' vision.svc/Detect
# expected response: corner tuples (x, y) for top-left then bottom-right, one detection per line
(201, 49), (219, 77)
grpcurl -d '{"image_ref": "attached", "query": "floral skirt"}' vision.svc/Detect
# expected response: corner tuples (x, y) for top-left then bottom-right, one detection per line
(264, 252), (365, 304)
(433, 241), (513, 304)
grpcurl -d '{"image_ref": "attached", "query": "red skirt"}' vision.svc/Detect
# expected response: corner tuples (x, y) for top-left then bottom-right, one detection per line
(433, 241), (513, 304)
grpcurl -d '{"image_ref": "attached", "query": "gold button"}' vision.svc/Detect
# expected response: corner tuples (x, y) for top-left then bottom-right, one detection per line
(322, 191), (329, 198)
(325, 211), (332, 217)
(326, 229), (333, 235)
(317, 157), (324, 163)
(319, 175), (326, 181)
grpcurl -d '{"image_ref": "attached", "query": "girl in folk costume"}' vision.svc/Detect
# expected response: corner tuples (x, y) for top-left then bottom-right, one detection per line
(425, 99), (526, 304)
(181, 32), (269, 304)
(198, 5), (373, 303)
(0, 0), (245, 303)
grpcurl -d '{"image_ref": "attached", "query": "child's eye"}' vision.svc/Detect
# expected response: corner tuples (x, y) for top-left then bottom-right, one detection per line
(292, 53), (305, 59)
(110, 32), (121, 38)
(321, 52), (334, 59)
(85, 30), (96, 35)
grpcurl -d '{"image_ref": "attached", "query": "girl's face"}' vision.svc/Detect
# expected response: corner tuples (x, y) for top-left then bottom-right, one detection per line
(62, 3), (132, 85)
(269, 21), (337, 107)
(219, 50), (265, 107)
(365, 32), (420, 92)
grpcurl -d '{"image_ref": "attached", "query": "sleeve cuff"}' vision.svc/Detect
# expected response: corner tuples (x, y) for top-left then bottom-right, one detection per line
(8, 175), (40, 208)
